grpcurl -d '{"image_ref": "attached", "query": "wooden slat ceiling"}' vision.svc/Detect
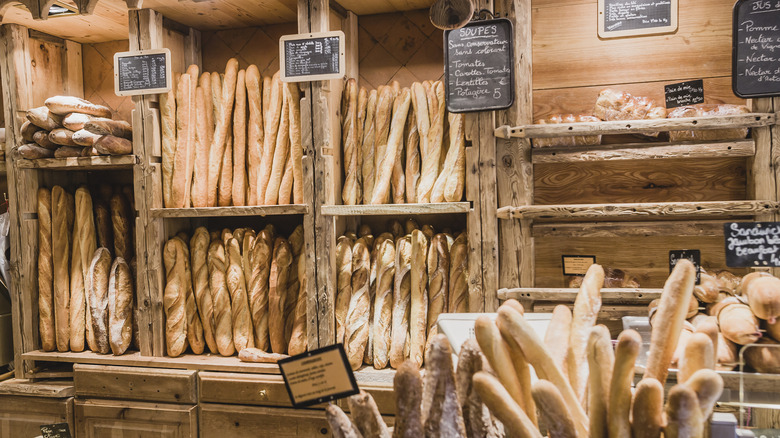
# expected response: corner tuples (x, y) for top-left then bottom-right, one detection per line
(337, 0), (434, 16)
(141, 0), (298, 30)
(1, 0), (128, 43)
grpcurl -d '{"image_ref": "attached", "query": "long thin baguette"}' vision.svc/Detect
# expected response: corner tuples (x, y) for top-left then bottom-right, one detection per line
(456, 339), (499, 437)
(404, 110), (420, 203)
(284, 227), (304, 345)
(421, 334), (466, 436)
(410, 83), (430, 202)
(218, 128), (233, 206)
(442, 113), (466, 202)
(207, 239), (234, 356)
(355, 87), (367, 203)
(631, 378), (664, 438)
(38, 188), (55, 351)
(249, 228), (273, 351)
(686, 368), (724, 419)
(389, 236), (412, 368)
(336, 236), (353, 345)
(497, 302), (537, 427)
(346, 239), (371, 369)
(278, 124), (294, 204)
(341, 79), (360, 205)
(608, 329), (642, 438)
(192, 85), (209, 207)
(207, 59), (239, 206)
(326, 404), (363, 438)
(288, 255), (308, 355)
(567, 263), (604, 403)
(390, 89), (406, 204)
(263, 76), (272, 122)
(163, 239), (188, 356)
(257, 73), (283, 205)
(226, 237), (253, 351)
(70, 187), (95, 352)
(546, 304), (572, 379)
(587, 325), (614, 438)
(417, 82), (445, 202)
(232, 69), (248, 206)
(448, 233), (468, 313)
(348, 390), (390, 438)
(269, 237), (292, 353)
(171, 73), (194, 208)
(373, 239), (395, 368)
(472, 371), (543, 438)
(161, 75), (177, 207)
(679, 332), (714, 383)
(361, 90), (378, 204)
(532, 380), (577, 438)
(287, 82), (304, 204)
(646, 259), (697, 384)
(664, 384), (703, 438)
(373, 86), (394, 204)
(371, 89), (411, 204)
(409, 230), (428, 367)
(393, 361), (424, 438)
(474, 316), (526, 411)
(200, 73), (214, 150)
(426, 233), (449, 347)
(366, 234), (391, 366)
(191, 228), (218, 353)
(245, 66), (264, 205)
(177, 237), (204, 354)
(52, 186), (72, 352)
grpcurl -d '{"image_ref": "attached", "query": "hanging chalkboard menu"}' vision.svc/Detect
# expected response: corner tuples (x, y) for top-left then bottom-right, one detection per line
(724, 222), (780, 267)
(664, 79), (705, 108)
(598, 0), (678, 38)
(113, 49), (171, 97)
(444, 18), (514, 113)
(280, 31), (345, 82)
(732, 0), (780, 98)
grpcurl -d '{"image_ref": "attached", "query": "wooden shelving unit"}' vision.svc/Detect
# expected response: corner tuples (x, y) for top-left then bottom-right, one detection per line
(320, 202), (470, 216)
(532, 139), (756, 163)
(15, 155), (137, 170)
(149, 205), (309, 218)
(498, 287), (662, 304)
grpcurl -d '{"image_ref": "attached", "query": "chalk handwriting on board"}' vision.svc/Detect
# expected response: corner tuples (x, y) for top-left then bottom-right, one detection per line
(280, 31), (345, 82)
(444, 19), (514, 113)
(724, 222), (780, 267)
(598, 0), (678, 38)
(733, 0), (780, 98)
(113, 49), (171, 97)
(664, 79), (705, 108)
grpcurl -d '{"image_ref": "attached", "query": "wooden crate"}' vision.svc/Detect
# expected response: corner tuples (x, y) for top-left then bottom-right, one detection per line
(0, 379), (74, 436)
(75, 398), (197, 437)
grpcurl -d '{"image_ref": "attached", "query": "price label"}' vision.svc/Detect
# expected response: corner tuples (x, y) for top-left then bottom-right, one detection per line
(40, 423), (71, 438)
(724, 222), (780, 267)
(665, 79), (705, 108)
(669, 250), (701, 284)
(280, 31), (345, 82)
(278, 344), (358, 408)
(113, 49), (171, 96)
(598, 0), (678, 38)
(562, 255), (596, 276)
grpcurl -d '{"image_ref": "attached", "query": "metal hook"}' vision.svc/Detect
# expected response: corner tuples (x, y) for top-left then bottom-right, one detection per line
(472, 9), (496, 21)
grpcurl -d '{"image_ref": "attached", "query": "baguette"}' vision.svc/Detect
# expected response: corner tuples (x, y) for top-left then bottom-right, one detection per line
(33, 130), (57, 150)
(192, 84), (210, 207)
(18, 143), (55, 158)
(54, 146), (86, 158)
(444, 113), (466, 202)
(83, 120), (132, 139)
(27, 106), (62, 130)
(475, 316), (526, 411)
(20, 120), (41, 142)
(207, 59), (239, 206)
(79, 188), (98, 352)
(372, 89), (411, 204)
(191, 228), (218, 353)
(417, 82), (445, 203)
(110, 193), (133, 262)
(389, 236), (412, 368)
(287, 82), (304, 204)
(686, 368), (724, 419)
(94, 202), (113, 254)
(456, 339), (499, 437)
(347, 390), (391, 438)
(532, 380), (577, 438)
(232, 69), (248, 206)
(248, 228), (274, 351)
(421, 334), (466, 437)
(278, 129), (294, 204)
(567, 263), (604, 403)
(336, 236), (353, 345)
(163, 239), (188, 356)
(288, 255), (308, 355)
(93, 135), (132, 155)
(405, 110), (420, 203)
(38, 188), (55, 351)
(546, 304), (572, 378)
(409, 230), (429, 367)
(226, 237), (253, 351)
(45, 96), (111, 118)
(245, 66), (264, 205)
(426, 233), (449, 345)
(264, 81), (290, 205)
(608, 329), (642, 438)
(263, 76), (272, 122)
(218, 128), (233, 206)
(62, 113), (106, 131)
(346, 239), (371, 369)
(208, 239), (234, 356)
(237, 348), (289, 363)
(391, 90), (406, 204)
(341, 79), (360, 205)
(171, 73), (195, 208)
(448, 233), (468, 314)
(269, 237), (292, 353)
(257, 73), (283, 205)
(326, 404), (363, 438)
(472, 371), (543, 438)
(694, 317), (719, 366)
(200, 72), (214, 149)
(160, 77), (177, 208)
(108, 257), (133, 355)
(87, 248), (112, 355)
(361, 90), (378, 204)
(284, 228), (303, 345)
(71, 129), (101, 147)
(373, 86), (394, 204)
(588, 325), (614, 438)
(177, 237), (204, 354)
(373, 239), (395, 368)
(497, 301), (537, 427)
(67, 188), (87, 352)
(355, 87), (367, 203)
(631, 378), (665, 438)
(679, 332), (714, 383)
(393, 361), (424, 438)
(646, 259), (697, 384)
(48, 128), (77, 147)
(366, 233), (392, 366)
(52, 186), (72, 352)
(664, 384), (703, 438)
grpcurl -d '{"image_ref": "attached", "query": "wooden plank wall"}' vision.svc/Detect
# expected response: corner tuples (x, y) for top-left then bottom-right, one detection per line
(82, 40), (133, 122)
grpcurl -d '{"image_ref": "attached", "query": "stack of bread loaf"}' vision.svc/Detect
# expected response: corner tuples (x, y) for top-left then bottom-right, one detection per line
(37, 184), (136, 355)
(19, 96), (132, 159)
(328, 261), (724, 438)
(162, 224), (307, 360)
(340, 78), (466, 205)
(655, 268), (780, 374)
(161, 59), (303, 209)
(335, 219), (468, 370)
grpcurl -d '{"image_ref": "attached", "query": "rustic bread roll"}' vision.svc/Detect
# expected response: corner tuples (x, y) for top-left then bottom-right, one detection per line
(108, 257), (133, 355)
(567, 263), (604, 402)
(711, 297), (761, 345)
(257, 73), (283, 205)
(373, 239), (395, 368)
(421, 334), (466, 436)
(746, 275), (780, 323)
(226, 237), (253, 352)
(532, 380), (577, 438)
(394, 361), (424, 437)
(631, 378), (665, 438)
(94, 135), (132, 155)
(646, 259), (697, 384)
(110, 193), (133, 262)
(71, 129), (101, 147)
(475, 316), (526, 412)
(346, 239), (371, 369)
(52, 186), (72, 352)
(588, 325), (614, 438)
(248, 228), (273, 351)
(409, 230), (428, 367)
(348, 390), (391, 438)
(33, 130), (57, 150)
(336, 236), (353, 345)
(341, 79), (360, 205)
(18, 143), (55, 159)
(232, 69), (248, 206)
(83, 119), (133, 140)
(545, 304), (573, 378)
(27, 106), (63, 130)
(38, 188), (55, 351)
(664, 384), (703, 438)
(160, 75), (177, 208)
(88, 248), (112, 354)
(207, 239), (234, 356)
(389, 236), (412, 368)
(207, 59), (239, 206)
(325, 404), (363, 438)
(737, 271), (771, 296)
(361, 90), (378, 204)
(265, 95), (290, 205)
(608, 329), (642, 438)
(190, 228), (217, 353)
(694, 271), (720, 303)
(426, 233), (449, 346)
(472, 371), (542, 438)
(245, 65), (263, 205)
(372, 89), (411, 204)
(288, 255), (308, 355)
(269, 237), (292, 353)
(21, 120), (41, 142)
(45, 96), (112, 118)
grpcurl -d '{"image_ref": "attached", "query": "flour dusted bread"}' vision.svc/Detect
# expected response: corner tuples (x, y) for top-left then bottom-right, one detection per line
(409, 230), (428, 367)
(269, 237), (292, 353)
(108, 257), (133, 355)
(373, 239), (395, 368)
(45, 96), (112, 118)
(88, 248), (112, 354)
(164, 238), (189, 356)
(208, 239), (234, 356)
(249, 228), (273, 351)
(389, 236), (412, 368)
(18, 143), (55, 159)
(346, 239), (371, 369)
(38, 188), (55, 351)
(27, 106), (63, 131)
(336, 236), (353, 345)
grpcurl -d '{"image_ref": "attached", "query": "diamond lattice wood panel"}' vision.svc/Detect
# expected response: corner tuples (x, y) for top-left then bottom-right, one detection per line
(82, 40), (133, 123)
(201, 23), (298, 78)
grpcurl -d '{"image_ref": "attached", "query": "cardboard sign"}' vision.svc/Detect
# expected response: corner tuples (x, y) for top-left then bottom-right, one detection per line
(444, 18), (514, 113)
(732, 0), (780, 98)
(113, 49), (171, 96)
(598, 0), (678, 38)
(562, 255), (596, 276)
(280, 31), (345, 82)
(724, 222), (780, 267)
(40, 423), (72, 438)
(665, 79), (705, 108)
(278, 344), (358, 408)
(669, 249), (701, 284)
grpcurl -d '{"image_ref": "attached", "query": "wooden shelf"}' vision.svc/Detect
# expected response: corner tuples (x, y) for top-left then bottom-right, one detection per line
(497, 200), (779, 220)
(495, 113), (776, 139)
(532, 139), (755, 164)
(15, 155), (137, 170)
(321, 202), (471, 216)
(498, 287), (662, 303)
(150, 204), (309, 218)
(22, 350), (280, 375)
(532, 220), (728, 238)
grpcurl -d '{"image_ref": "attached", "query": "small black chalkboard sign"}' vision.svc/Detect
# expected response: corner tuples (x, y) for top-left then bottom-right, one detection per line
(40, 423), (71, 438)
(599, 0), (678, 38)
(444, 19), (514, 113)
(724, 222), (780, 267)
(669, 250), (701, 284)
(732, 0), (780, 98)
(278, 343), (358, 408)
(665, 79), (705, 108)
(113, 49), (171, 97)
(280, 31), (344, 82)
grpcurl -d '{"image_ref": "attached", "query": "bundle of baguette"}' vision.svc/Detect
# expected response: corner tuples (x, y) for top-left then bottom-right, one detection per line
(19, 96), (132, 159)
(38, 184), (137, 355)
(329, 261), (723, 438)
(340, 79), (466, 205)
(161, 59), (304, 209)
(335, 219), (468, 370)
(660, 269), (780, 374)
(162, 224), (307, 360)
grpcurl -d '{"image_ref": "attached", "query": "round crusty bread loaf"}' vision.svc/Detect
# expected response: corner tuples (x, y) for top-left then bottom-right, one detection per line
(45, 96), (112, 118)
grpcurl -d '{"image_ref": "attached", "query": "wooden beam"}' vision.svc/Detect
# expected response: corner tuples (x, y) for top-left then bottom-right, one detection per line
(498, 287), (662, 303)
(498, 200), (780, 220)
(320, 202), (470, 216)
(496, 112), (777, 139)
(532, 220), (728, 238)
(532, 139), (755, 164)
(15, 155), (136, 169)
(342, 10), (357, 80)
(149, 205), (309, 218)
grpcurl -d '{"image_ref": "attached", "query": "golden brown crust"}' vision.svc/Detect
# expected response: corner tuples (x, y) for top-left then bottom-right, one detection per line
(191, 228), (218, 353)
(409, 230), (428, 367)
(208, 240), (234, 356)
(245, 66), (264, 205)
(269, 237), (292, 353)
(231, 69), (248, 206)
(207, 59), (239, 206)
(608, 330), (642, 438)
(108, 257), (134, 355)
(226, 237), (253, 352)
(163, 240), (188, 356)
(341, 79), (360, 205)
(52, 186), (72, 352)
(38, 188), (55, 351)
(336, 236), (353, 345)
(257, 73), (283, 205)
(631, 378), (665, 438)
(346, 239), (370, 369)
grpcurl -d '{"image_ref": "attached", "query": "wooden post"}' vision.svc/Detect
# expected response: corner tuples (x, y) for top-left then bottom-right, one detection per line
(495, 0), (534, 302)
(748, 97), (777, 275)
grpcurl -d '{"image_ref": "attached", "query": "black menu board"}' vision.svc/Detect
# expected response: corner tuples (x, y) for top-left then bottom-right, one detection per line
(280, 31), (344, 82)
(665, 79), (705, 108)
(114, 49), (171, 96)
(724, 222), (780, 267)
(444, 19), (514, 113)
(669, 249), (701, 284)
(599, 0), (678, 38)
(732, 0), (780, 98)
